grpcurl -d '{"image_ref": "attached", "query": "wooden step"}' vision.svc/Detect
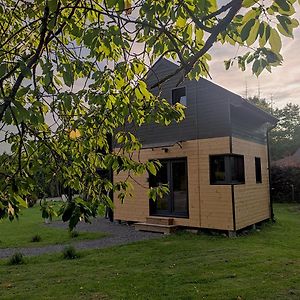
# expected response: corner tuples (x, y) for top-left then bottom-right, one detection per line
(134, 223), (178, 235)
(146, 216), (174, 226)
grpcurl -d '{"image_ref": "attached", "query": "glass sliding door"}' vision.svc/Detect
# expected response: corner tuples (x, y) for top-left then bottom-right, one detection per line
(149, 158), (188, 217)
(172, 161), (188, 215)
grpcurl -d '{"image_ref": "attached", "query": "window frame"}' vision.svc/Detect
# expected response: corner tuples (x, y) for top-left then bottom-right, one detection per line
(148, 157), (189, 218)
(209, 154), (245, 185)
(255, 157), (262, 183)
(171, 86), (187, 106)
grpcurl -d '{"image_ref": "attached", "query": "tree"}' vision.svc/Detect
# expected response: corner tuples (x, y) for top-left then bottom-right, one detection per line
(247, 95), (273, 114)
(248, 97), (300, 160)
(271, 103), (300, 159)
(0, 0), (299, 228)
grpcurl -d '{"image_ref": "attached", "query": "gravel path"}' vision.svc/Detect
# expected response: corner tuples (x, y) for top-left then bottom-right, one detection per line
(0, 218), (162, 259)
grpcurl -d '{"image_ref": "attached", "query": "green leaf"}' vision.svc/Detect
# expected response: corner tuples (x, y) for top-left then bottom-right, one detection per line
(259, 23), (271, 47)
(48, 0), (58, 12)
(20, 62), (32, 79)
(0, 63), (7, 77)
(16, 86), (31, 98)
(138, 81), (151, 100)
(62, 203), (75, 222)
(252, 59), (261, 76)
(176, 16), (186, 28)
(258, 22), (265, 38)
(63, 70), (73, 87)
(269, 28), (282, 53)
(241, 19), (256, 42)
(275, 0), (290, 12)
(14, 195), (27, 208)
(276, 15), (294, 37)
(224, 60), (232, 70)
(246, 19), (260, 46)
(242, 0), (256, 8)
(242, 8), (258, 23)
(195, 28), (204, 44)
(147, 162), (157, 176)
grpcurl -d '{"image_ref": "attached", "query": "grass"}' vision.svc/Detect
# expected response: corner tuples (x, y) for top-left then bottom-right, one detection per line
(0, 203), (106, 248)
(0, 203), (300, 299)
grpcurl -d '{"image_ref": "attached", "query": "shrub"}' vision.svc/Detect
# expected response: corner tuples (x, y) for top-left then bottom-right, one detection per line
(8, 252), (25, 265)
(40, 199), (57, 222)
(70, 230), (79, 238)
(62, 245), (78, 260)
(26, 195), (38, 208)
(30, 234), (42, 243)
(271, 166), (300, 202)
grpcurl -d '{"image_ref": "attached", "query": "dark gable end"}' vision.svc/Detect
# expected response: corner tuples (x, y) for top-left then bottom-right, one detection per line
(136, 58), (277, 147)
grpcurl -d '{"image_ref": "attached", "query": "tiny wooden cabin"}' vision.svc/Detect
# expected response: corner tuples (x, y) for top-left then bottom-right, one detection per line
(114, 58), (277, 234)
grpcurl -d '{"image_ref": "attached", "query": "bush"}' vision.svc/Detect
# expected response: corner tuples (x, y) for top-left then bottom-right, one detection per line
(8, 252), (25, 265)
(70, 230), (79, 238)
(26, 195), (38, 208)
(40, 199), (57, 222)
(62, 245), (78, 260)
(271, 166), (300, 202)
(30, 234), (42, 243)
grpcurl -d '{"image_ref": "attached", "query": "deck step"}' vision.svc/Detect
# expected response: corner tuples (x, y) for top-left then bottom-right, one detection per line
(146, 216), (174, 226)
(134, 223), (178, 234)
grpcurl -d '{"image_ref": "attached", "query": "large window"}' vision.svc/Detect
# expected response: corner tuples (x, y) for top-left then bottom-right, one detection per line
(172, 87), (187, 106)
(210, 154), (245, 185)
(255, 157), (262, 183)
(149, 158), (188, 217)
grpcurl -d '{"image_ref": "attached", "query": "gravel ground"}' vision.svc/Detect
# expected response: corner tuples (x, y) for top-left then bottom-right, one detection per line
(0, 218), (162, 259)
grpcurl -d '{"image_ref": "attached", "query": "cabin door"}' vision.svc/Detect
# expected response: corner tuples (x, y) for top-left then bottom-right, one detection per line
(149, 158), (188, 218)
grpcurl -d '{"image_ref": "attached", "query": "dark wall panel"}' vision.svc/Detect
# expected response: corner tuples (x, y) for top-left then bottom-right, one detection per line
(135, 59), (270, 147)
(135, 59), (232, 146)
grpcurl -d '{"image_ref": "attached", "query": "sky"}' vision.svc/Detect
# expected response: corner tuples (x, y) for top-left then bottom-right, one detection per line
(1, 4), (300, 154)
(209, 13), (300, 108)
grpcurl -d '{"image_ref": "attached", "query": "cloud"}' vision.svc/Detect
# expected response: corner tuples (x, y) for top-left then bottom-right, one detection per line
(208, 19), (300, 108)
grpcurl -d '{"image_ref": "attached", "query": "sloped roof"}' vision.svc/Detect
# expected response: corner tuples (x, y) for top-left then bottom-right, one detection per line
(148, 58), (278, 125)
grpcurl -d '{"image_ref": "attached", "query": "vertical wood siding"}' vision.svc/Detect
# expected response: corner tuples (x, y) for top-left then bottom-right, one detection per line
(232, 137), (271, 230)
(114, 137), (234, 230)
(198, 137), (234, 230)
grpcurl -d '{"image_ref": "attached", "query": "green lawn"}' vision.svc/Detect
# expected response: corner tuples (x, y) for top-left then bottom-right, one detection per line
(0, 203), (106, 248)
(0, 204), (300, 299)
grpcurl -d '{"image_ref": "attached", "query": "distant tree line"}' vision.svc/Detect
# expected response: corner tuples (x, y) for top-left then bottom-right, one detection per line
(248, 96), (300, 161)
(248, 96), (300, 202)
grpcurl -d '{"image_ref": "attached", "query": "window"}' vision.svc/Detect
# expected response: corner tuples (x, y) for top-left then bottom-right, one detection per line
(149, 158), (188, 217)
(255, 157), (262, 183)
(172, 87), (187, 106)
(210, 155), (245, 185)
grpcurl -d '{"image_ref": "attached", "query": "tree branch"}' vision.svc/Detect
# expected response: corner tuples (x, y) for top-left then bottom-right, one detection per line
(151, 0), (243, 89)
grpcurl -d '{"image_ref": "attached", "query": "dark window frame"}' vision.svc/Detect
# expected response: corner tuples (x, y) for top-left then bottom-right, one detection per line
(210, 154), (245, 185)
(171, 86), (187, 106)
(255, 157), (262, 183)
(149, 157), (189, 218)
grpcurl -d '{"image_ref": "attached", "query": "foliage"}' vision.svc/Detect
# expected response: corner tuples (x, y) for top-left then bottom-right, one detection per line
(271, 166), (300, 202)
(26, 194), (38, 208)
(248, 97), (300, 160)
(0, 0), (299, 228)
(1, 204), (300, 299)
(272, 103), (300, 159)
(8, 252), (25, 265)
(62, 245), (79, 260)
(40, 199), (58, 221)
(247, 95), (273, 114)
(30, 234), (42, 243)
